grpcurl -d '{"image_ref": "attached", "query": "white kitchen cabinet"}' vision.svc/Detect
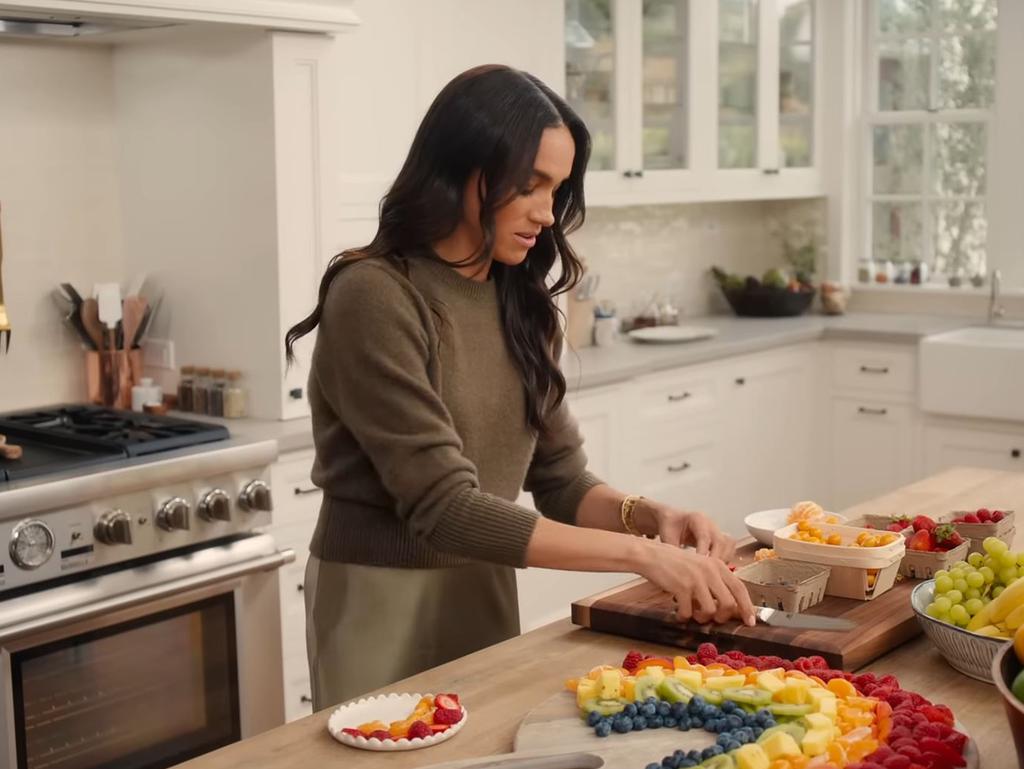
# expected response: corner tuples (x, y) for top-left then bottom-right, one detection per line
(830, 398), (916, 511)
(923, 422), (1024, 476)
(563, 0), (825, 206)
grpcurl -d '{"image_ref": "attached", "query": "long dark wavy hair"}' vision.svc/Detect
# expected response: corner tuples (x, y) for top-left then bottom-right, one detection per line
(285, 64), (591, 433)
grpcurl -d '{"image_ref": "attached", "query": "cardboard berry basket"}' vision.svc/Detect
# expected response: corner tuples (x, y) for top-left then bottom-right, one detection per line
(949, 509), (1015, 541)
(850, 512), (953, 533)
(734, 558), (831, 612)
(899, 540), (970, 580)
(773, 522), (905, 601)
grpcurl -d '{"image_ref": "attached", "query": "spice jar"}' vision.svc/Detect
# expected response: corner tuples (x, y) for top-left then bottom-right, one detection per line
(177, 366), (195, 413)
(224, 371), (248, 419)
(857, 258), (875, 284)
(209, 369), (226, 417)
(193, 367), (211, 415)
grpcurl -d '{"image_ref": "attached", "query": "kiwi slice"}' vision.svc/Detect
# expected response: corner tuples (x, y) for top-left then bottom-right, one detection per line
(757, 722), (807, 744)
(700, 755), (736, 769)
(722, 687), (772, 707)
(768, 702), (814, 719)
(657, 678), (694, 704)
(581, 698), (630, 717)
(694, 688), (724, 706)
(634, 675), (661, 701)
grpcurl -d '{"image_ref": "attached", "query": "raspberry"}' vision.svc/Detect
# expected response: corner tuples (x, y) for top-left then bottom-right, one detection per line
(725, 650), (746, 660)
(888, 726), (912, 741)
(622, 651), (646, 671)
(883, 756), (911, 769)
(407, 720), (431, 740)
(432, 707), (463, 725)
(697, 643), (719, 659)
(922, 704), (955, 726)
(913, 722), (942, 740)
(896, 744), (922, 762)
(369, 730), (393, 741)
(889, 738), (918, 752)
(806, 655), (828, 669)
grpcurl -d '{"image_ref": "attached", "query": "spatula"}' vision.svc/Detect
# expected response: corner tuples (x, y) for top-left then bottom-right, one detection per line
(95, 282), (122, 353)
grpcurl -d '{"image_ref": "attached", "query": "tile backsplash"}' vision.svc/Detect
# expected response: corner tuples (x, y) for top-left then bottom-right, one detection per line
(569, 199), (826, 321)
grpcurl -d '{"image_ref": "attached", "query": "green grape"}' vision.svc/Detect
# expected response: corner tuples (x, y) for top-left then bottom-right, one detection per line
(965, 588), (981, 601)
(946, 589), (964, 605)
(968, 552), (985, 568)
(934, 569), (950, 580)
(934, 575), (954, 593)
(965, 598), (984, 616)
(949, 568), (966, 581)
(1019, 565), (1024, 579)
(953, 578), (969, 593)
(1017, 552), (1024, 567)
(965, 571), (985, 589)
(933, 595), (953, 614)
(982, 596), (992, 605)
(994, 585), (1005, 598)
(999, 551), (1018, 569)
(984, 556), (998, 571)
(926, 602), (945, 619)
(980, 566), (996, 584)
(985, 537), (1009, 555)
(999, 568), (1018, 586)
(950, 604), (970, 626)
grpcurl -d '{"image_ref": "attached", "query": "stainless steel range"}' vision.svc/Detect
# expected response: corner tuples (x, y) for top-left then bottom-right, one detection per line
(0, 405), (293, 769)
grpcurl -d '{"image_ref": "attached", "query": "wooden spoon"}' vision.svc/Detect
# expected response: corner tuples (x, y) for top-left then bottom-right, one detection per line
(121, 295), (147, 351)
(80, 298), (105, 351)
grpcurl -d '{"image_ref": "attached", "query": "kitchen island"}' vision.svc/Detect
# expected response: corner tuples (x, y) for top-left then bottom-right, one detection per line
(179, 466), (1022, 769)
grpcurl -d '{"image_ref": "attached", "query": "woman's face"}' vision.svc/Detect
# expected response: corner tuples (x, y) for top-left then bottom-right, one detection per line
(464, 124), (576, 270)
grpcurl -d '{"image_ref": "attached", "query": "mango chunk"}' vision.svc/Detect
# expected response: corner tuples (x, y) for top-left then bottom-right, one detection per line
(674, 669), (704, 691)
(756, 671), (786, 693)
(705, 674), (747, 690)
(802, 727), (832, 757)
(734, 743), (771, 769)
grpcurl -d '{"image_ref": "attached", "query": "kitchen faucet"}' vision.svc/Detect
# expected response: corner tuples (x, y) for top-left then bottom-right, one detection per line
(988, 268), (1006, 324)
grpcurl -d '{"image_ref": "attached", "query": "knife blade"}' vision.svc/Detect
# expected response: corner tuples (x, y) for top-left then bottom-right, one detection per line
(755, 606), (855, 632)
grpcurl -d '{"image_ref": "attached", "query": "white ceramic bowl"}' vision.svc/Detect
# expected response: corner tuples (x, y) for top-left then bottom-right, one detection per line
(744, 508), (845, 546)
(327, 692), (468, 751)
(911, 580), (1010, 683)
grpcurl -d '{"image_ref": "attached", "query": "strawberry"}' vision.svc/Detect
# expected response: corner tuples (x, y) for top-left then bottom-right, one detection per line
(908, 529), (935, 552)
(933, 524), (964, 551)
(962, 513), (980, 523)
(892, 515), (912, 529)
(368, 730), (393, 741)
(922, 703), (955, 726)
(341, 728), (362, 737)
(407, 720), (432, 740)
(430, 723), (450, 733)
(992, 510), (1005, 522)
(886, 522), (906, 532)
(977, 508), (992, 522)
(911, 515), (936, 532)
(434, 694), (460, 710)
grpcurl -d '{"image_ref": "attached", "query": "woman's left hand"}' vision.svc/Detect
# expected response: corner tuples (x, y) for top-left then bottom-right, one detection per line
(639, 502), (736, 562)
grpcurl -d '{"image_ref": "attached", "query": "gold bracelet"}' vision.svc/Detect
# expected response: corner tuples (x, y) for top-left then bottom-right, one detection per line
(620, 494), (646, 537)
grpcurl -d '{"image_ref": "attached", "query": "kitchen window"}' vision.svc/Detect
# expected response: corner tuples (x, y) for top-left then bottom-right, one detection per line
(864, 0), (996, 283)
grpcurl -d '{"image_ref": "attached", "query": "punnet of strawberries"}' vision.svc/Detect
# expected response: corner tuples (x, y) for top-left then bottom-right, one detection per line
(876, 515), (966, 552)
(622, 644), (970, 769)
(952, 508), (1007, 524)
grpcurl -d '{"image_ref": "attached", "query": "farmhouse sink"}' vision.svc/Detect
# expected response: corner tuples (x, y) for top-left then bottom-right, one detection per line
(919, 325), (1024, 421)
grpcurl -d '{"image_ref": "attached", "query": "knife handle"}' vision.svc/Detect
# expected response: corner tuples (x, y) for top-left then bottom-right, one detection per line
(420, 751), (604, 769)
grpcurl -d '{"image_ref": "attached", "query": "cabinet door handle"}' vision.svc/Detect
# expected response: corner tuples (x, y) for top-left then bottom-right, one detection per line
(297, 583), (304, 592)
(667, 461), (691, 473)
(859, 365), (890, 374)
(857, 406), (888, 416)
(300, 695), (312, 704)
(667, 392), (691, 402)
(762, 168), (780, 175)
(735, 377), (746, 386)
(1013, 449), (1021, 459)
(294, 486), (319, 496)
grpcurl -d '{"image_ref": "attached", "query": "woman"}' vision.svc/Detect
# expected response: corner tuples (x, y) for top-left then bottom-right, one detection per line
(285, 64), (755, 709)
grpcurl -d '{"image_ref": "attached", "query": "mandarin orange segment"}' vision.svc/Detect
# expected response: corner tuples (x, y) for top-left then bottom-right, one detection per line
(564, 678), (579, 692)
(826, 743), (848, 765)
(826, 677), (857, 698)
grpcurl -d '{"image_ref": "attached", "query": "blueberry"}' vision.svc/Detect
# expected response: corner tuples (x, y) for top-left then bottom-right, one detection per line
(646, 696), (659, 706)
(703, 706), (719, 720)
(716, 733), (732, 746)
(642, 703), (658, 718)
(594, 721), (612, 737)
(614, 717), (634, 734)
(664, 717), (678, 728)
(586, 711), (602, 727)
(661, 758), (675, 769)
(701, 745), (724, 760)
(671, 702), (687, 719)
(646, 763), (662, 769)
(690, 696), (706, 710)
(687, 749), (703, 762)
(649, 715), (664, 729)
(721, 700), (735, 713)
(677, 716), (691, 730)
(673, 750), (687, 762)
(624, 703), (638, 718)
(726, 740), (742, 751)
(679, 762), (697, 769)
(657, 702), (671, 717)
(752, 726), (763, 738)
(703, 719), (718, 732)
(632, 715), (647, 730)
(689, 717), (703, 728)
(727, 714), (743, 729)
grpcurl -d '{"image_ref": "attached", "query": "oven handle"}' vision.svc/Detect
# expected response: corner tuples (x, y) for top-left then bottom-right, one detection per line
(0, 548), (294, 643)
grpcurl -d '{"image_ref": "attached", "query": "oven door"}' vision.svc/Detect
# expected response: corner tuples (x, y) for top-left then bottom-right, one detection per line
(0, 534), (293, 769)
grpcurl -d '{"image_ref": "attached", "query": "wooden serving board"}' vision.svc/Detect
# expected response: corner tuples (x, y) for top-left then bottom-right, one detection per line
(571, 543), (922, 671)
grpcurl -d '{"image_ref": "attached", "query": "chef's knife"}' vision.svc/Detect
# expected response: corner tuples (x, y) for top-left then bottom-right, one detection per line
(755, 606), (855, 632)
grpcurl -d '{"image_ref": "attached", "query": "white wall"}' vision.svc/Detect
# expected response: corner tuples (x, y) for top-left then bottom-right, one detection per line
(0, 40), (124, 410)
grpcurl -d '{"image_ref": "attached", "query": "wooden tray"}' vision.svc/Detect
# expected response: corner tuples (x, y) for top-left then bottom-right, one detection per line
(571, 542), (921, 671)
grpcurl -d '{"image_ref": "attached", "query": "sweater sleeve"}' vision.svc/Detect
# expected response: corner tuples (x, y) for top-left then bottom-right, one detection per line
(522, 351), (606, 525)
(312, 262), (540, 567)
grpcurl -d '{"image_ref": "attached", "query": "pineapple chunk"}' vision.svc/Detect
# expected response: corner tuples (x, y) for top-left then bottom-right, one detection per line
(622, 677), (636, 701)
(807, 688), (836, 704)
(599, 669), (622, 700)
(804, 713), (833, 731)
(815, 697), (837, 719)
(576, 679), (598, 708)
(734, 743), (771, 769)
(705, 674), (747, 690)
(777, 679), (812, 705)
(674, 669), (704, 691)
(801, 727), (832, 757)
(756, 671), (786, 693)
(644, 666), (667, 681)
(760, 732), (803, 761)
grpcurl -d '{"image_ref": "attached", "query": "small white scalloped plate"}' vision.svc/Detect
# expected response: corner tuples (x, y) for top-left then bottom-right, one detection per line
(327, 692), (468, 751)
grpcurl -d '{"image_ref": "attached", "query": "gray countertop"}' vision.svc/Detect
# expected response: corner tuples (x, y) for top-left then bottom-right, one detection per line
(223, 312), (969, 455)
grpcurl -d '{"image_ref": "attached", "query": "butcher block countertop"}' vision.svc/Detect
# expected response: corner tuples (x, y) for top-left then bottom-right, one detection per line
(178, 467), (1024, 769)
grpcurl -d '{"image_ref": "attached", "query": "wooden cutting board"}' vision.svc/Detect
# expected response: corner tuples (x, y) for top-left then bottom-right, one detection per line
(571, 543), (922, 671)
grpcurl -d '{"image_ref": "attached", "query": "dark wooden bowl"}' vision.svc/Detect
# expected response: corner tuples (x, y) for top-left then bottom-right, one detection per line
(992, 640), (1024, 768)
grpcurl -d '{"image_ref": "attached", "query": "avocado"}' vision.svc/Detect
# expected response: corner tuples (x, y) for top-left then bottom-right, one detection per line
(757, 721), (807, 744)
(581, 698), (630, 717)
(722, 687), (772, 708)
(657, 678), (694, 704)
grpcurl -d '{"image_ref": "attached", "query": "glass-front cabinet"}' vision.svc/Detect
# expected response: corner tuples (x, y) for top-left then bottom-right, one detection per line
(563, 0), (823, 205)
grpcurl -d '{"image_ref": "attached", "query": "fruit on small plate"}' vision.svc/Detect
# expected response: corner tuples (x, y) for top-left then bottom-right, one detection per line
(328, 692), (467, 751)
(745, 504), (846, 547)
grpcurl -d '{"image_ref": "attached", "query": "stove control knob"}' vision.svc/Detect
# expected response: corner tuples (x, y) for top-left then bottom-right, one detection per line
(238, 480), (273, 513)
(156, 497), (191, 531)
(198, 489), (232, 522)
(94, 510), (133, 546)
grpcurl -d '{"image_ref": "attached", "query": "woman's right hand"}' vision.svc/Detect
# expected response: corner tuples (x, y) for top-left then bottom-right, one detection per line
(633, 539), (756, 627)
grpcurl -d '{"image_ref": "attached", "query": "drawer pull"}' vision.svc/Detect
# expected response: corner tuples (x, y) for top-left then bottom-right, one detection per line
(667, 461), (691, 473)
(857, 406), (888, 416)
(735, 377), (746, 386)
(859, 365), (890, 374)
(297, 583), (304, 592)
(300, 695), (312, 704)
(667, 392), (691, 402)
(294, 486), (319, 496)
(1013, 449), (1021, 459)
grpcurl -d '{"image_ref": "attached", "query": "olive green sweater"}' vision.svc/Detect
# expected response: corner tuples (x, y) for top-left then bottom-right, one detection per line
(307, 254), (603, 569)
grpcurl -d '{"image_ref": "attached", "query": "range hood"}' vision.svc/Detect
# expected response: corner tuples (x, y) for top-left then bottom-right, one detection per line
(0, 9), (173, 37)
